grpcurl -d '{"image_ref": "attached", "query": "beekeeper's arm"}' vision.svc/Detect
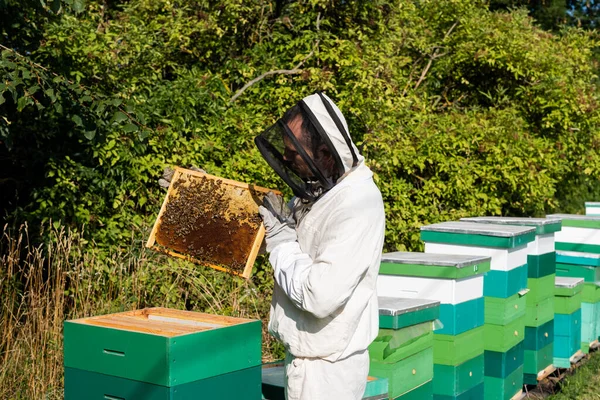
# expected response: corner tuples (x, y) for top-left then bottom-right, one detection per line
(260, 188), (377, 319)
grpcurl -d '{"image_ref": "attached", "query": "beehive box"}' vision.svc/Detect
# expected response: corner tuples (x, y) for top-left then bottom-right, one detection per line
(547, 214), (600, 255)
(553, 277), (584, 368)
(63, 307), (262, 394)
(369, 297), (439, 399)
(147, 167), (278, 278)
(586, 202), (600, 216)
(378, 252), (489, 334)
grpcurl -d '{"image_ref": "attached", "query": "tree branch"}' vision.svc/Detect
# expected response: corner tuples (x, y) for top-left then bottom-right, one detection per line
(413, 21), (458, 91)
(229, 12), (321, 104)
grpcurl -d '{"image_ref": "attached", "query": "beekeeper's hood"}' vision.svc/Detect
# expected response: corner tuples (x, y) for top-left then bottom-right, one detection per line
(255, 92), (364, 201)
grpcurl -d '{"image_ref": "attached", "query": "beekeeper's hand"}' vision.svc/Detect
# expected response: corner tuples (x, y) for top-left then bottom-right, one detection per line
(259, 192), (297, 253)
(158, 166), (206, 189)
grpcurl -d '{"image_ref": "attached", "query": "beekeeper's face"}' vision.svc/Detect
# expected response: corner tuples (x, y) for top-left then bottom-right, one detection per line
(283, 115), (313, 179)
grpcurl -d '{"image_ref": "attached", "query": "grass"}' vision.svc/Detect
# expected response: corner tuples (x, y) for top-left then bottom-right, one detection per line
(0, 223), (280, 399)
(546, 351), (600, 400)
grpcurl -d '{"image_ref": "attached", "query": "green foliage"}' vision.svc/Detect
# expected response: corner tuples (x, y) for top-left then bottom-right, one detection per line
(2, 0), (600, 252)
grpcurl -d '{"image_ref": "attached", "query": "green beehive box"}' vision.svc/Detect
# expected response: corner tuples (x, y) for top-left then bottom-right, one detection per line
(63, 308), (262, 387)
(483, 365), (523, 400)
(549, 214), (600, 254)
(398, 380), (433, 400)
(379, 252), (491, 279)
(525, 296), (554, 327)
(421, 222), (536, 249)
(378, 297), (440, 330)
(554, 277), (584, 315)
(581, 302), (598, 353)
(433, 354), (484, 397)
(484, 293), (526, 326)
(527, 252), (557, 279)
(524, 319), (554, 351)
(369, 323), (433, 364)
(433, 382), (484, 400)
(582, 283), (600, 303)
(526, 274), (556, 304)
(369, 347), (434, 400)
(484, 266), (528, 299)
(64, 365), (261, 400)
(483, 315), (526, 353)
(556, 263), (600, 282)
(484, 341), (524, 379)
(433, 327), (484, 366)
(523, 343), (553, 384)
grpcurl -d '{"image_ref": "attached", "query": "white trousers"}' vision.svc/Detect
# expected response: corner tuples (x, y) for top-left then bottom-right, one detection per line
(284, 350), (369, 400)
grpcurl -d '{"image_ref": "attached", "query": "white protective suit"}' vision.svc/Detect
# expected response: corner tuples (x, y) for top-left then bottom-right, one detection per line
(267, 93), (386, 400)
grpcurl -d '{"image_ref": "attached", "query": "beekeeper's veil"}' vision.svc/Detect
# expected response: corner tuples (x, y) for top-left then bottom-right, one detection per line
(255, 92), (364, 201)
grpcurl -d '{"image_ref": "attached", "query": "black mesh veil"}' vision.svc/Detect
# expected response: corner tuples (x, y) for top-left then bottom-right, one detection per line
(255, 93), (356, 201)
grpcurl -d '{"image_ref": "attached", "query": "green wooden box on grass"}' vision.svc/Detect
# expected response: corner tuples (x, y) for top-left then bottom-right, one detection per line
(483, 365), (523, 400)
(65, 365), (262, 400)
(433, 354), (484, 397)
(378, 297), (441, 330)
(63, 308), (262, 387)
(581, 302), (598, 353)
(433, 382), (484, 400)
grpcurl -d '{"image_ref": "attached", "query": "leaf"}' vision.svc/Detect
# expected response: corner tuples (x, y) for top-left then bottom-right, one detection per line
(84, 130), (96, 140)
(113, 111), (128, 123)
(71, 115), (83, 127)
(72, 0), (85, 13)
(51, 0), (61, 13)
(123, 123), (139, 133)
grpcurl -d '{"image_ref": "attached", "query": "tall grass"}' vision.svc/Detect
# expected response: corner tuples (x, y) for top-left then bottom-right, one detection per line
(0, 223), (278, 399)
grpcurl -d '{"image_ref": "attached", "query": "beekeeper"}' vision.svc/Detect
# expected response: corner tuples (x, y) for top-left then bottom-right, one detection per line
(255, 92), (386, 400)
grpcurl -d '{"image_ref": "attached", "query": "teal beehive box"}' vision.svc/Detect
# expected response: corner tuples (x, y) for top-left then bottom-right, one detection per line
(63, 308), (262, 400)
(553, 277), (584, 368)
(369, 297), (440, 400)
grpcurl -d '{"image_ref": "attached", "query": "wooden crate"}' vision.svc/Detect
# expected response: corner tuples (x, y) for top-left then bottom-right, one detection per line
(483, 315), (525, 353)
(147, 167), (279, 278)
(437, 298), (485, 336)
(484, 293), (527, 326)
(63, 307), (262, 386)
(433, 327), (484, 366)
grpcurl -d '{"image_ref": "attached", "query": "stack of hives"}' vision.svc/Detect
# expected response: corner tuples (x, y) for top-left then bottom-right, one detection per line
(368, 296), (441, 399)
(63, 308), (263, 400)
(420, 222), (536, 400)
(461, 217), (561, 386)
(555, 251), (600, 353)
(553, 277), (584, 367)
(549, 214), (600, 354)
(377, 252), (489, 399)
